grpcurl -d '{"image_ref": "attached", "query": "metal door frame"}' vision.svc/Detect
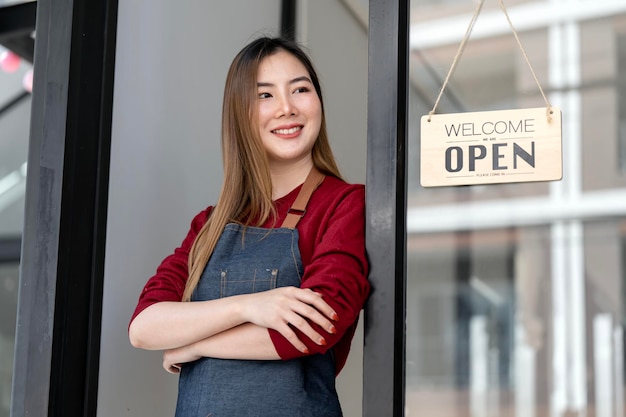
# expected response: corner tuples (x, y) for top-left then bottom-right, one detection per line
(363, 0), (409, 416)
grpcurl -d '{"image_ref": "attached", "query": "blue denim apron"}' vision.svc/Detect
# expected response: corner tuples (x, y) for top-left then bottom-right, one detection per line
(175, 170), (341, 417)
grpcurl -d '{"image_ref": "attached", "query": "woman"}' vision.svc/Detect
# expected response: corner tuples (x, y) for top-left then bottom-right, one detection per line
(129, 36), (370, 416)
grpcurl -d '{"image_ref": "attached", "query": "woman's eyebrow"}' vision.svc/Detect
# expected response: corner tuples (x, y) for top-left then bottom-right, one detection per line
(289, 75), (312, 84)
(257, 76), (312, 88)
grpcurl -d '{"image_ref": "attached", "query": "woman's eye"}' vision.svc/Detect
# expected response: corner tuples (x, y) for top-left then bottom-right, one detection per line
(294, 87), (310, 94)
(258, 92), (272, 99)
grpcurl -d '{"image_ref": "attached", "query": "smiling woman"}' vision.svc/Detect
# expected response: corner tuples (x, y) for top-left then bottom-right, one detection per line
(128, 37), (370, 417)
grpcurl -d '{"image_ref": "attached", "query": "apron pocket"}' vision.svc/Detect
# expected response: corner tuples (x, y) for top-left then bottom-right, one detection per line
(220, 268), (278, 297)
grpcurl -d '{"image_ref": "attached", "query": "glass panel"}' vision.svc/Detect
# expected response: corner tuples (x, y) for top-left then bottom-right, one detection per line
(581, 16), (626, 190)
(0, 44), (31, 417)
(0, 261), (18, 417)
(0, 46), (30, 236)
(406, 221), (626, 416)
(408, 1), (626, 415)
(620, 30), (626, 173)
(0, 0), (35, 7)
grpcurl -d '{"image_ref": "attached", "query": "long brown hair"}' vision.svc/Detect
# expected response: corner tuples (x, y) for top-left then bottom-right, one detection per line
(183, 37), (342, 301)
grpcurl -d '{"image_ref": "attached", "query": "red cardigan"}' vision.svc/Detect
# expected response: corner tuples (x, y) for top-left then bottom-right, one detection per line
(130, 175), (370, 374)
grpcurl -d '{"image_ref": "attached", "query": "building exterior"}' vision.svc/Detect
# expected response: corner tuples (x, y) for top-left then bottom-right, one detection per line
(0, 0), (624, 416)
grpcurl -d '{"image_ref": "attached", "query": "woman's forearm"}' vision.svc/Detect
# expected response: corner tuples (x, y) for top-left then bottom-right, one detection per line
(163, 324), (280, 373)
(187, 324), (279, 360)
(129, 297), (247, 350)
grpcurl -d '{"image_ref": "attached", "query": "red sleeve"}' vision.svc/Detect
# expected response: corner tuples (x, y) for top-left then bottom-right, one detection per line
(129, 207), (211, 325)
(269, 184), (370, 373)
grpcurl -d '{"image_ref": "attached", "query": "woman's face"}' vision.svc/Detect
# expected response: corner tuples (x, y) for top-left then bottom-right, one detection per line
(256, 50), (322, 170)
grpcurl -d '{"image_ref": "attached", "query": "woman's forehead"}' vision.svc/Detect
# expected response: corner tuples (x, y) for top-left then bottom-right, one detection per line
(257, 51), (310, 83)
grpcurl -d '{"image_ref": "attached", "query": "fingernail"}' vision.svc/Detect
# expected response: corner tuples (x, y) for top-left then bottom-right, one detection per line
(303, 347), (310, 354)
(329, 325), (336, 334)
(331, 312), (339, 321)
(319, 337), (327, 346)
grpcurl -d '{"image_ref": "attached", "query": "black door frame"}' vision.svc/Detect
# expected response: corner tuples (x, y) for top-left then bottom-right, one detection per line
(363, 0), (409, 416)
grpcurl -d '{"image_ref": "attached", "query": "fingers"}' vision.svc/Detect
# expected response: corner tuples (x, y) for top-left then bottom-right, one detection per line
(271, 288), (339, 353)
(274, 321), (311, 354)
(166, 363), (182, 374)
(299, 289), (339, 329)
(288, 312), (327, 350)
(163, 355), (182, 374)
(286, 299), (337, 344)
(242, 287), (340, 354)
(299, 289), (340, 323)
(163, 349), (183, 374)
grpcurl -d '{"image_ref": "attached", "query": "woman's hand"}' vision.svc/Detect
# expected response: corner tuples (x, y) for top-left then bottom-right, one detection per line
(240, 287), (338, 353)
(163, 345), (201, 374)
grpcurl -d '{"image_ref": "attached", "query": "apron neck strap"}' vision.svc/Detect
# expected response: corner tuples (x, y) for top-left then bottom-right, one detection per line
(280, 167), (325, 229)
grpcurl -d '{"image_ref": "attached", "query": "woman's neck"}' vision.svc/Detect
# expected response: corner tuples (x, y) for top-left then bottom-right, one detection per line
(270, 159), (314, 200)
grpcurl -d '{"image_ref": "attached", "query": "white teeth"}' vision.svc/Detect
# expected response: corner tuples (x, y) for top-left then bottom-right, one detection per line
(273, 126), (301, 135)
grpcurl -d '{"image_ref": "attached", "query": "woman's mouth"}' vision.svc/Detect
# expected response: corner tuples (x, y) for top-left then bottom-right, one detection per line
(272, 126), (302, 135)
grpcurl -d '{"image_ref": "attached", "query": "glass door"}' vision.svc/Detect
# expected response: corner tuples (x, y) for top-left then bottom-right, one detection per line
(407, 0), (626, 415)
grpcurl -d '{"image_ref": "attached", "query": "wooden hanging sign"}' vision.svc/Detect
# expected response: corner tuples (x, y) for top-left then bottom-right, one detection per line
(420, 107), (562, 187)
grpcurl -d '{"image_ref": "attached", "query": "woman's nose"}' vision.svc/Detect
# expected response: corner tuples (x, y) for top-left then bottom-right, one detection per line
(277, 93), (297, 117)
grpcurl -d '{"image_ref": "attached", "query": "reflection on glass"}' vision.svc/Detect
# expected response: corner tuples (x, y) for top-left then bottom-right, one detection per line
(406, 222), (626, 416)
(408, 1), (626, 415)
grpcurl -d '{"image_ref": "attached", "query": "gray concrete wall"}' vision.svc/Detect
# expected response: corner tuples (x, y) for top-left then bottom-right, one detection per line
(99, 1), (368, 416)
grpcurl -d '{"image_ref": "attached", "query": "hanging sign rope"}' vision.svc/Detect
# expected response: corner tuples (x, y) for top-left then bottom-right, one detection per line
(420, 0), (562, 187)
